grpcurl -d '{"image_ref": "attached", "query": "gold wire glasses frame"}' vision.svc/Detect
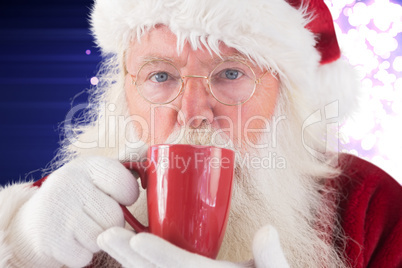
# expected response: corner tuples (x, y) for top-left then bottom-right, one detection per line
(130, 59), (268, 106)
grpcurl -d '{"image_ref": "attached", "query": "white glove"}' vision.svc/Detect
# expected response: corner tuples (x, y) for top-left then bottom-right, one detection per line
(97, 225), (290, 268)
(7, 156), (139, 268)
(252, 225), (290, 268)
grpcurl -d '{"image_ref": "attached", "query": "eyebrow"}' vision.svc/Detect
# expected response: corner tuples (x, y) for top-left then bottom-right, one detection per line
(139, 55), (176, 64)
(138, 53), (249, 66)
(219, 54), (249, 62)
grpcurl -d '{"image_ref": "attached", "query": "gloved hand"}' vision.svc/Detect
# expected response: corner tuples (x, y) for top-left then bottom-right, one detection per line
(7, 156), (139, 268)
(97, 225), (290, 268)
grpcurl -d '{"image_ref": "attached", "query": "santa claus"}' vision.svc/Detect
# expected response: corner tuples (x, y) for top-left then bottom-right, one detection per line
(1, 0), (401, 267)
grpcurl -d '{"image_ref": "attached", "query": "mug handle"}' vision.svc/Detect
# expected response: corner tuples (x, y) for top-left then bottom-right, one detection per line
(32, 161), (150, 233)
(121, 161), (149, 233)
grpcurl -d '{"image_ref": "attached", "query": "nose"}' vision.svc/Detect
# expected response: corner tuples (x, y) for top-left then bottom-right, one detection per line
(177, 76), (214, 128)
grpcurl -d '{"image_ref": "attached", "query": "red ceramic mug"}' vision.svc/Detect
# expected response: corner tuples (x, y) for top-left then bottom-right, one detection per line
(121, 144), (235, 259)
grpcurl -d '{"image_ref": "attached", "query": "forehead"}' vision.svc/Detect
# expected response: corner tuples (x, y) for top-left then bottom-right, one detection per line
(126, 25), (243, 67)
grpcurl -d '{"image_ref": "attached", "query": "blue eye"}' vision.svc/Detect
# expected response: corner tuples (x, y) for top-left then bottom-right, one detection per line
(225, 70), (239, 80)
(152, 72), (169, 82)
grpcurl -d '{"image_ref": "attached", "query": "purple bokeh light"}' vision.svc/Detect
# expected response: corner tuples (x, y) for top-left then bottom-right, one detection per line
(325, 0), (402, 183)
(90, 76), (99, 85)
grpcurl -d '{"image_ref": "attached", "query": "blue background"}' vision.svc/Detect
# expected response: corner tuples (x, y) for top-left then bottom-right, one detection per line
(0, 0), (99, 184)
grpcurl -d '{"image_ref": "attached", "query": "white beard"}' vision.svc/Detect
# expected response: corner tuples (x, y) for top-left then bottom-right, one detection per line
(125, 120), (347, 267)
(218, 146), (345, 267)
(52, 96), (347, 268)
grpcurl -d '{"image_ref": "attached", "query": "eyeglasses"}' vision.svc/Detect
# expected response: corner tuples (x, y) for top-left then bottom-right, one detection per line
(131, 59), (267, 106)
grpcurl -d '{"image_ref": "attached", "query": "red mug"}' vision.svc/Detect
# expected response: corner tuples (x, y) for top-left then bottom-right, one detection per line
(121, 144), (235, 259)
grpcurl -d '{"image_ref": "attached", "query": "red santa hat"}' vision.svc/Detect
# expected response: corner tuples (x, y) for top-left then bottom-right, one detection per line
(90, 0), (359, 119)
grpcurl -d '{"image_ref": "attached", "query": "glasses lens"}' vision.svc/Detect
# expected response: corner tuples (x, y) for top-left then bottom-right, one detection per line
(136, 60), (182, 104)
(209, 60), (256, 105)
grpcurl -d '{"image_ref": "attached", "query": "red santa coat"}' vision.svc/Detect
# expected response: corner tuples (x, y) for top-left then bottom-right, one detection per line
(333, 154), (402, 267)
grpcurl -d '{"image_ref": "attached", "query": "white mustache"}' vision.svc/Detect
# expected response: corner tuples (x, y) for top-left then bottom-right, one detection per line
(164, 123), (235, 149)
